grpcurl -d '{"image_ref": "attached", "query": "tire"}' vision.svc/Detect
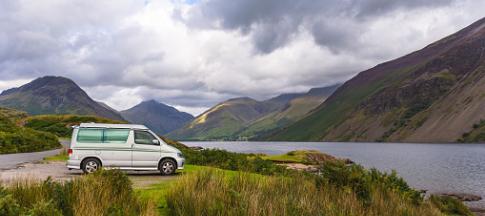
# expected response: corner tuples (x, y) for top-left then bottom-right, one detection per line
(82, 158), (101, 174)
(159, 159), (176, 175)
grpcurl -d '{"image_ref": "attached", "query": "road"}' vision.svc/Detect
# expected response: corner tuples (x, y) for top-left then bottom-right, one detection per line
(0, 140), (69, 170)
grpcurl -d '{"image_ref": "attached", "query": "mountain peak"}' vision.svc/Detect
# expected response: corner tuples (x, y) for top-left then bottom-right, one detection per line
(0, 76), (124, 120)
(121, 100), (194, 134)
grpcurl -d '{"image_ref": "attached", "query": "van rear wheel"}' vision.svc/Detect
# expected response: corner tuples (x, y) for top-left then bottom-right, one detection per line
(159, 159), (176, 175)
(82, 158), (101, 174)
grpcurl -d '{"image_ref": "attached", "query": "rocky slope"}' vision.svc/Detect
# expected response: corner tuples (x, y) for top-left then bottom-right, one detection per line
(0, 76), (124, 120)
(269, 17), (485, 143)
(121, 100), (194, 134)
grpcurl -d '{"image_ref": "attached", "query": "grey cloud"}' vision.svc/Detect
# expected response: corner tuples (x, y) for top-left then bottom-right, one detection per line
(183, 0), (456, 53)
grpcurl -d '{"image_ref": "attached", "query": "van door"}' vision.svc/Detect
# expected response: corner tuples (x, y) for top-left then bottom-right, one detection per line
(131, 130), (161, 168)
(76, 128), (132, 167)
(102, 128), (132, 167)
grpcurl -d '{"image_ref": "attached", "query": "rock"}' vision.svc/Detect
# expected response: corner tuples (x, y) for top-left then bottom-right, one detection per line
(189, 146), (204, 150)
(343, 158), (354, 164)
(279, 163), (319, 173)
(437, 192), (482, 202)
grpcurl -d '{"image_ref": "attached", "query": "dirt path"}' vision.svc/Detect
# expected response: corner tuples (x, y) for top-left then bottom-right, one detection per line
(0, 161), (177, 188)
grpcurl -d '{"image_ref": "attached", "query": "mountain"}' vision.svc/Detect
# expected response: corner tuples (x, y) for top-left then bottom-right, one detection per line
(237, 85), (340, 139)
(167, 85), (339, 140)
(120, 100), (194, 134)
(0, 76), (124, 120)
(269, 17), (485, 143)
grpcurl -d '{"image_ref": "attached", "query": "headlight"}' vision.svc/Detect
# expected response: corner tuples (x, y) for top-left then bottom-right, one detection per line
(177, 152), (184, 158)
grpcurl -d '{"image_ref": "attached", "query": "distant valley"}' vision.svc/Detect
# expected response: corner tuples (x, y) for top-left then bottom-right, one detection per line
(167, 85), (339, 140)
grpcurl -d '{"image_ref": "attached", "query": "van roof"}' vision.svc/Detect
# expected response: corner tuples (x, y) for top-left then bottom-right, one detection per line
(79, 123), (148, 130)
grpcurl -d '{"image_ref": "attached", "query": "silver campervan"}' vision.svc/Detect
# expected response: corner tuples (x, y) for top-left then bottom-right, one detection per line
(67, 123), (184, 175)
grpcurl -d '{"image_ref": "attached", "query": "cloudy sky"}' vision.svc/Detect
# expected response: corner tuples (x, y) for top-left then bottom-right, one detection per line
(1, 0), (484, 115)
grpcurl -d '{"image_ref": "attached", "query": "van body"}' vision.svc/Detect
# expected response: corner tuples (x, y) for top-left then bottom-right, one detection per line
(67, 123), (184, 175)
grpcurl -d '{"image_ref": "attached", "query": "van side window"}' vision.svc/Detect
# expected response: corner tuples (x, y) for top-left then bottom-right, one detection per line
(77, 128), (130, 143)
(77, 129), (103, 143)
(134, 131), (156, 144)
(104, 129), (130, 143)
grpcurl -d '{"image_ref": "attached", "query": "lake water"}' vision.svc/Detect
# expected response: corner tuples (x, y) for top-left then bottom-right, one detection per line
(184, 141), (485, 208)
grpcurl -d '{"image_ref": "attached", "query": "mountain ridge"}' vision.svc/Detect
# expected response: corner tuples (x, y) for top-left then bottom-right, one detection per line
(268, 17), (485, 142)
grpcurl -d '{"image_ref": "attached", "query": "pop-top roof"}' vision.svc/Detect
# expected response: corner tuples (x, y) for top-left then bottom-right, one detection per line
(79, 123), (148, 130)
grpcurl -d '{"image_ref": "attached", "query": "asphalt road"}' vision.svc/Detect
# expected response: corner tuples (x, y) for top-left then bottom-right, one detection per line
(0, 140), (70, 170)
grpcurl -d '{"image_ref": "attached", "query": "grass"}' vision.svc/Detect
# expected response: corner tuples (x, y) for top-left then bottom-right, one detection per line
(43, 147), (69, 161)
(261, 150), (344, 164)
(136, 165), (239, 216)
(165, 169), (444, 216)
(0, 169), (156, 216)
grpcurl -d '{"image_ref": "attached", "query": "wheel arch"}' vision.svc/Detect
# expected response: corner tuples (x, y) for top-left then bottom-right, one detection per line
(158, 157), (177, 170)
(81, 156), (103, 167)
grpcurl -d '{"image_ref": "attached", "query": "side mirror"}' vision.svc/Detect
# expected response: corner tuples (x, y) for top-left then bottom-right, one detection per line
(152, 139), (160, 145)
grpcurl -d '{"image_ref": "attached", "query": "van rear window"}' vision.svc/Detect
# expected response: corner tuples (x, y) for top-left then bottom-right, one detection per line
(77, 128), (130, 143)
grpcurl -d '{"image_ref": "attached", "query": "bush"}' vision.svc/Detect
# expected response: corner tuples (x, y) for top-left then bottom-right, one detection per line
(2, 170), (155, 216)
(0, 126), (60, 154)
(429, 195), (473, 216)
(317, 161), (422, 205)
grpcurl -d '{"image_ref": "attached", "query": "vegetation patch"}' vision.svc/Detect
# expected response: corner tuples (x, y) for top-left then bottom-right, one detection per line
(458, 119), (485, 143)
(0, 170), (156, 216)
(166, 167), (445, 216)
(262, 150), (349, 165)
(0, 108), (60, 154)
(429, 195), (473, 216)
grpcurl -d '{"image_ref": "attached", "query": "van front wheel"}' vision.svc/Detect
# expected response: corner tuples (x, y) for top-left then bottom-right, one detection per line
(159, 159), (176, 175)
(82, 158), (101, 174)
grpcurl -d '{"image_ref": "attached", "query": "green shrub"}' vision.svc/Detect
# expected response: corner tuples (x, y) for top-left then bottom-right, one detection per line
(24, 114), (125, 137)
(0, 125), (60, 154)
(317, 161), (422, 205)
(3, 170), (155, 216)
(429, 195), (473, 216)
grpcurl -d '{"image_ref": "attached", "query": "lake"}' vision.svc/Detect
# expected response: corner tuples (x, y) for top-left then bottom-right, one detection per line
(184, 141), (485, 208)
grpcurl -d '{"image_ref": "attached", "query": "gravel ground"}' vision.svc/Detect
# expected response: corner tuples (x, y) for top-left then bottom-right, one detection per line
(0, 161), (177, 188)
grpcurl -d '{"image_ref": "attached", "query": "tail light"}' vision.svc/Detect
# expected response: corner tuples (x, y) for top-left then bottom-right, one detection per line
(68, 148), (73, 155)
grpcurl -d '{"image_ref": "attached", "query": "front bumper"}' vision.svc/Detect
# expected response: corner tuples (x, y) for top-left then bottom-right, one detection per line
(177, 158), (185, 170)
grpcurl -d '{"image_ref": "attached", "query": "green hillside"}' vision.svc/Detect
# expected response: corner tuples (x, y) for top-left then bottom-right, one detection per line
(0, 107), (60, 154)
(24, 114), (125, 138)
